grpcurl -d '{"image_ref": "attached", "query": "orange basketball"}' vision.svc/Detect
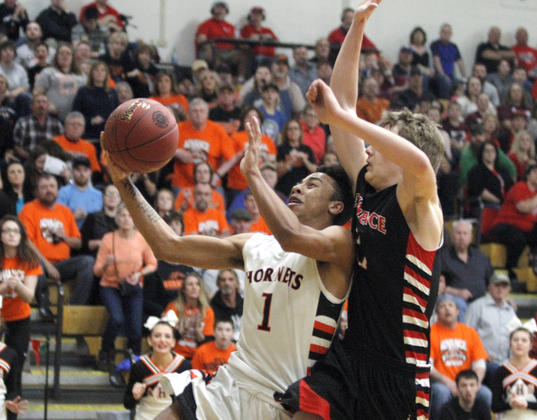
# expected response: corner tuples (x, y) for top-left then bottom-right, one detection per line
(102, 98), (178, 173)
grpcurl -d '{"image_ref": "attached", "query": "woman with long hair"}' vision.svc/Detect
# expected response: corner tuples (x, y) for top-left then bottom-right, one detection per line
(196, 70), (220, 110)
(149, 72), (188, 114)
(72, 61), (119, 140)
(0, 215), (42, 410)
(275, 118), (317, 196)
(409, 26), (432, 77)
(94, 204), (157, 384)
(492, 327), (537, 418)
(164, 272), (214, 359)
(2, 161), (32, 213)
(34, 42), (86, 121)
(509, 130), (537, 181)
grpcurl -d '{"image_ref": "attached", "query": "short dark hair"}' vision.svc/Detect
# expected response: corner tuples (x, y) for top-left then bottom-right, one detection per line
(0, 40), (16, 55)
(455, 369), (478, 385)
(317, 164), (353, 226)
(214, 317), (234, 329)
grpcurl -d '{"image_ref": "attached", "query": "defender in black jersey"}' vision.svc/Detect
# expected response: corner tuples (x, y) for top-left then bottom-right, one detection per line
(276, 1), (445, 419)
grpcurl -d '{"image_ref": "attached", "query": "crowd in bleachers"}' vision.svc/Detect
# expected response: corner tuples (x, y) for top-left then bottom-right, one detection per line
(0, 0), (537, 417)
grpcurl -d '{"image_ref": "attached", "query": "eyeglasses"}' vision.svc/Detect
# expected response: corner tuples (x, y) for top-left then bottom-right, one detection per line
(1, 228), (20, 235)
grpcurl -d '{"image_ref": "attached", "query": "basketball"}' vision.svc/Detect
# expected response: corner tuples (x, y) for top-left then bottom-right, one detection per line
(102, 98), (178, 173)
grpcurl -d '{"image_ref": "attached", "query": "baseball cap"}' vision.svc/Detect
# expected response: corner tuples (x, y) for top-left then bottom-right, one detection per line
(191, 59), (208, 73)
(72, 155), (91, 168)
(400, 46), (413, 54)
(490, 271), (510, 285)
(274, 54), (289, 66)
(231, 208), (253, 221)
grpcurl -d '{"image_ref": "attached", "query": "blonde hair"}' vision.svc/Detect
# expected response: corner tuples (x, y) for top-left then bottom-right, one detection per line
(173, 272), (210, 322)
(510, 130), (535, 163)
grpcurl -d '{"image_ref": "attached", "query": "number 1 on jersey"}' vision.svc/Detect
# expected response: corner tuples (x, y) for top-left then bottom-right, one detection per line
(257, 293), (273, 331)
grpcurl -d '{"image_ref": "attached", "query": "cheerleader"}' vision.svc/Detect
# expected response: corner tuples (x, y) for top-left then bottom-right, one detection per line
(124, 312), (191, 419)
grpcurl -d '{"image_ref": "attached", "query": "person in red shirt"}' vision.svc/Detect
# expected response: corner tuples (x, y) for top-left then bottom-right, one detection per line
(512, 27), (537, 80)
(0, 215), (42, 403)
(79, 0), (123, 33)
(240, 7), (278, 65)
(487, 164), (537, 279)
(192, 318), (236, 375)
(195, 2), (247, 80)
(183, 183), (230, 238)
(301, 105), (327, 164)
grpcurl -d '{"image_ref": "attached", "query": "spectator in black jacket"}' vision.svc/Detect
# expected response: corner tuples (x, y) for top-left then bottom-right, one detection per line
(0, 0), (28, 41)
(36, 0), (77, 43)
(210, 269), (244, 342)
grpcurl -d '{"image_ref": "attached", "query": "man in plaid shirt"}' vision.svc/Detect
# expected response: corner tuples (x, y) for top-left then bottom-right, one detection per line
(13, 93), (63, 160)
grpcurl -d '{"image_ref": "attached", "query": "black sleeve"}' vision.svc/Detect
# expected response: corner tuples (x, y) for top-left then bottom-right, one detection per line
(124, 361), (146, 409)
(467, 166), (485, 197)
(80, 212), (95, 253)
(178, 358), (192, 373)
(1, 346), (18, 401)
(491, 365), (510, 413)
(437, 402), (456, 420)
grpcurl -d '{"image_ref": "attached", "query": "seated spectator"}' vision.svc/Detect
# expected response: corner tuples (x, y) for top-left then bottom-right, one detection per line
(513, 66), (534, 100)
(71, 5), (109, 58)
(79, 0), (123, 34)
(125, 44), (158, 98)
(316, 59), (332, 85)
(229, 209), (252, 235)
(1, 161), (32, 214)
(195, 2), (247, 80)
(300, 105), (326, 164)
(356, 76), (389, 124)
(0, 73), (18, 124)
(0, 0), (28, 41)
(499, 109), (531, 154)
(244, 191), (270, 234)
(164, 272), (215, 359)
(191, 59), (208, 88)
(457, 77), (489, 117)
(464, 272), (520, 388)
(258, 82), (286, 141)
(12, 93), (63, 160)
(35, 42), (87, 121)
(290, 45), (316, 96)
(467, 141), (513, 219)
(430, 23), (467, 99)
(430, 294), (492, 420)
(511, 27), (537, 80)
(124, 318), (191, 418)
(508, 130), (536, 181)
(16, 21), (54, 70)
(409, 26), (432, 77)
(114, 80), (133, 104)
(240, 6), (278, 68)
(58, 155), (102, 228)
(19, 173), (95, 305)
(491, 327), (537, 418)
(149, 71), (189, 115)
(472, 63), (500, 107)
(154, 188), (174, 219)
(439, 370), (492, 420)
(183, 183), (230, 237)
(487, 164), (537, 281)
(488, 59), (512, 103)
(438, 219), (494, 317)
(309, 38), (330, 65)
(396, 65), (434, 112)
(80, 183), (119, 256)
(238, 64), (271, 108)
(209, 83), (241, 136)
(225, 107), (276, 201)
(36, 0), (77, 43)
(390, 46), (415, 96)
(442, 100), (469, 157)
(475, 26), (515, 76)
(270, 54), (306, 119)
(72, 61), (118, 140)
(498, 83), (533, 132)
(464, 93), (496, 129)
(174, 161), (226, 214)
(23, 145), (70, 195)
(99, 31), (129, 82)
(94, 203), (157, 385)
(196, 70), (220, 110)
(0, 40), (30, 116)
(192, 318), (236, 375)
(172, 98), (234, 193)
(275, 118), (317, 196)
(27, 42), (50, 90)
(142, 212), (194, 318)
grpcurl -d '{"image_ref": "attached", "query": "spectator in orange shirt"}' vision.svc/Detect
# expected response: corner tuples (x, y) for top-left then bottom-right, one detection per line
(183, 183), (230, 237)
(192, 318), (236, 375)
(164, 272), (215, 359)
(18, 173), (95, 305)
(149, 72), (188, 115)
(174, 161), (226, 214)
(0, 215), (42, 402)
(53, 111), (101, 173)
(356, 76), (390, 123)
(173, 98), (235, 193)
(244, 191), (270, 234)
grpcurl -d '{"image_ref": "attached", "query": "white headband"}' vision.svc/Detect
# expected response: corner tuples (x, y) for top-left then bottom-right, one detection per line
(144, 310), (179, 330)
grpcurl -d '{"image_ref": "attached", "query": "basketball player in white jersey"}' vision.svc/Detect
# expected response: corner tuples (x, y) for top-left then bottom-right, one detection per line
(102, 115), (354, 420)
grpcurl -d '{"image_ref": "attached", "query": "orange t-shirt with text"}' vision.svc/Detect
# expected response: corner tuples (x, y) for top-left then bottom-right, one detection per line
(0, 257), (43, 322)
(174, 187), (226, 214)
(19, 200), (81, 263)
(183, 207), (229, 237)
(164, 302), (215, 359)
(149, 95), (189, 113)
(173, 120), (234, 188)
(430, 322), (488, 381)
(53, 135), (101, 172)
(192, 341), (236, 375)
(227, 131), (277, 191)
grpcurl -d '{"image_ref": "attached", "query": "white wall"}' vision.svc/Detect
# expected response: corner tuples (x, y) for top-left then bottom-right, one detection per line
(25, 0), (537, 73)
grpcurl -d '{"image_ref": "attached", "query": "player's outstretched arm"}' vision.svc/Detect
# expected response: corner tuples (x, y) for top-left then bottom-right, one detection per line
(241, 116), (353, 267)
(329, 0), (381, 187)
(102, 139), (249, 270)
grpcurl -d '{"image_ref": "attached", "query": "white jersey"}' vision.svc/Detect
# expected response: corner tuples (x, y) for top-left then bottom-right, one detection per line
(227, 233), (347, 402)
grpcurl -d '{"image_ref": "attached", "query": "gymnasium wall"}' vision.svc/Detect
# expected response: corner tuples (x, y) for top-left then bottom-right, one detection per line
(26, 0), (537, 74)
